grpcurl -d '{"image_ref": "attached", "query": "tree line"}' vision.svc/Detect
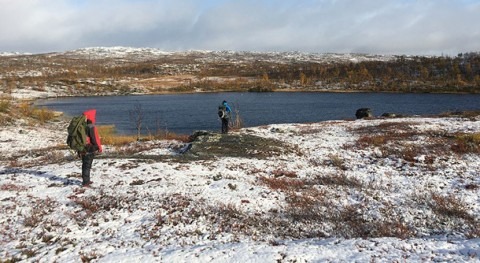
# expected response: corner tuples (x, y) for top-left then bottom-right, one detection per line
(199, 52), (480, 93)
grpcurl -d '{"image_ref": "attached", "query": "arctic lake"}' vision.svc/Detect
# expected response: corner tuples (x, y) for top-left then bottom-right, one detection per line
(36, 92), (480, 135)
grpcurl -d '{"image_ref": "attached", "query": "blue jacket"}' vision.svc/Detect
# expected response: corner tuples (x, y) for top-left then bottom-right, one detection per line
(223, 102), (232, 113)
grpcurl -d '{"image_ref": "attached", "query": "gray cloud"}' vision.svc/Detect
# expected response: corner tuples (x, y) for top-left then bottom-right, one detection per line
(0, 0), (479, 55)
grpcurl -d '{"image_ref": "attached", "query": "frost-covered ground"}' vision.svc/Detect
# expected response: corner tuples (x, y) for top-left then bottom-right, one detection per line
(1, 115), (480, 262)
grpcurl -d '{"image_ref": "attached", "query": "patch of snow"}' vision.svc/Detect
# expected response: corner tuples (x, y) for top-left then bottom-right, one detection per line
(0, 52), (32, 57)
(1, 116), (479, 262)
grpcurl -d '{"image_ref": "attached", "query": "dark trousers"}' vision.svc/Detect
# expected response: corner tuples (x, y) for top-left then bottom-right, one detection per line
(221, 118), (229, 134)
(81, 153), (95, 185)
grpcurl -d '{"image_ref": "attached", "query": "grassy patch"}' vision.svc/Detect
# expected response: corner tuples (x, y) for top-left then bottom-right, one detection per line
(1, 100), (58, 126)
(0, 97), (11, 113)
(97, 125), (137, 146)
(31, 108), (56, 123)
(185, 132), (302, 160)
(98, 125), (189, 148)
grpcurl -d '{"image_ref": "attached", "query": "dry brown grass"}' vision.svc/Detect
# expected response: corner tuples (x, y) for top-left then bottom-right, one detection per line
(31, 108), (56, 123)
(283, 188), (415, 239)
(152, 130), (190, 142)
(0, 183), (28, 191)
(412, 191), (478, 236)
(68, 189), (137, 225)
(271, 169), (298, 178)
(452, 133), (480, 154)
(259, 176), (304, 191)
(98, 125), (190, 149)
(10, 146), (68, 168)
(355, 122), (421, 148)
(429, 193), (474, 221)
(352, 121), (480, 164)
(256, 166), (479, 239)
(0, 97), (11, 113)
(357, 135), (386, 148)
(307, 172), (363, 188)
(0, 100), (57, 126)
(97, 125), (138, 146)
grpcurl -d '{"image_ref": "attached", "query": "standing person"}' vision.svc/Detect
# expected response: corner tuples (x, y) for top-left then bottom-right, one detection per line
(218, 100), (232, 134)
(81, 109), (102, 187)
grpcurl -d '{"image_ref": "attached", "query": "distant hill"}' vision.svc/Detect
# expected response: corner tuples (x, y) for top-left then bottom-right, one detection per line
(0, 47), (479, 99)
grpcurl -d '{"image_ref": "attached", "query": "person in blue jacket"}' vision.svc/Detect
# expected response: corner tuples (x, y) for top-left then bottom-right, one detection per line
(218, 100), (232, 133)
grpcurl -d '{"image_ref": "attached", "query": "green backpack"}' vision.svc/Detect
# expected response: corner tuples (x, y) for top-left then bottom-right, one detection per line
(66, 115), (87, 152)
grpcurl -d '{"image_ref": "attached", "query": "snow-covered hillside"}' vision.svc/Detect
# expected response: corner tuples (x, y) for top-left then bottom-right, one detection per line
(61, 46), (396, 64)
(1, 113), (479, 262)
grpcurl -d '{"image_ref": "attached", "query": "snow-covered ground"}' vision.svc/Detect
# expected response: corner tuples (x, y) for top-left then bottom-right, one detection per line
(1, 115), (480, 262)
(63, 46), (396, 64)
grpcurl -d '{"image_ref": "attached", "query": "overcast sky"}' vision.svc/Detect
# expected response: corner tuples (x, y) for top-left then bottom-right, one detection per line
(1, 0), (479, 55)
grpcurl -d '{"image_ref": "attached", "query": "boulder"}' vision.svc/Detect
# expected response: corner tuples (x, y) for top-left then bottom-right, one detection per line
(356, 108), (373, 119)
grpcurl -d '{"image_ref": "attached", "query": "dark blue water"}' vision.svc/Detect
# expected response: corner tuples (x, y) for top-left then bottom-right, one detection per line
(36, 92), (480, 135)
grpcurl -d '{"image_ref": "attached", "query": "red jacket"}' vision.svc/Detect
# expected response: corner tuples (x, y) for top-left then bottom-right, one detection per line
(83, 109), (102, 153)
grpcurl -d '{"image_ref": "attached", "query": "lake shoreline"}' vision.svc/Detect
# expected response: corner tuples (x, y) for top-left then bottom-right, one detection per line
(31, 88), (480, 106)
(35, 91), (480, 136)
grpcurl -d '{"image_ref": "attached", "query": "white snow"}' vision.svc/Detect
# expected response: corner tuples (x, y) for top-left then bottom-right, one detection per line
(62, 46), (396, 64)
(64, 47), (173, 59)
(1, 115), (479, 262)
(0, 52), (33, 57)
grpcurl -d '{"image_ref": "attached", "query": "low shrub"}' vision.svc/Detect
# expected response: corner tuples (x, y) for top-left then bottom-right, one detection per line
(18, 102), (33, 116)
(31, 108), (56, 123)
(23, 197), (57, 227)
(429, 193), (474, 221)
(327, 154), (347, 170)
(357, 135), (386, 148)
(452, 133), (480, 154)
(308, 172), (363, 189)
(259, 176), (304, 191)
(466, 221), (480, 238)
(0, 99), (11, 113)
(0, 114), (13, 125)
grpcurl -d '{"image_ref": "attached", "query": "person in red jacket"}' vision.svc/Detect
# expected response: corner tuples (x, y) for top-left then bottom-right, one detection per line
(81, 109), (102, 187)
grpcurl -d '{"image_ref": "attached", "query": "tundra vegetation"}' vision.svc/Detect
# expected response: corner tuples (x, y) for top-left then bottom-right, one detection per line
(1, 112), (479, 261)
(1, 50), (479, 98)
(0, 49), (479, 261)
